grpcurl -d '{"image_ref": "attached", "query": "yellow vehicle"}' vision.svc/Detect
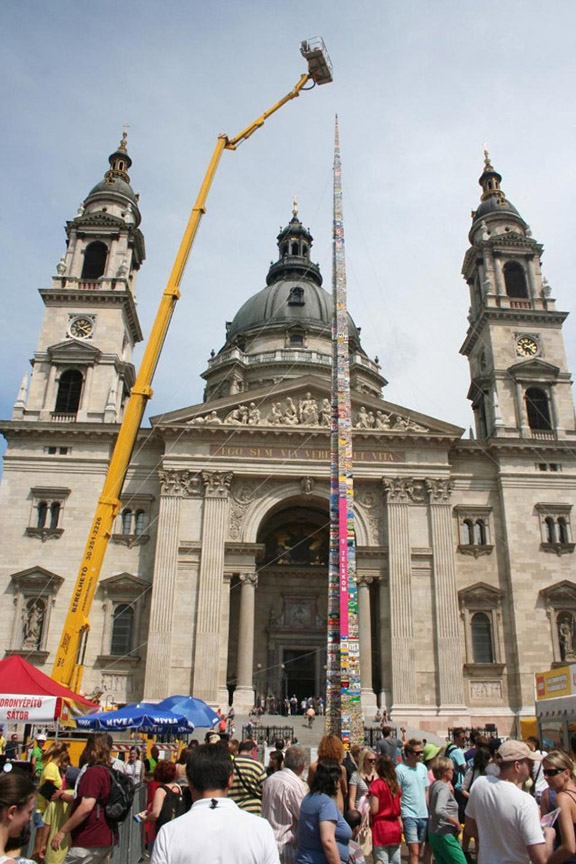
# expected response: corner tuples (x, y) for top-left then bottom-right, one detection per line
(51, 39), (333, 692)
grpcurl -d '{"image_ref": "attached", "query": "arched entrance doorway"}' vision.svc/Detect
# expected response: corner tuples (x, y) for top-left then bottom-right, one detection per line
(228, 498), (329, 712)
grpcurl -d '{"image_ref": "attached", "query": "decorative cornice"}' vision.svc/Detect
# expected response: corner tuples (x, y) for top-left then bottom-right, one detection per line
(458, 543), (494, 558)
(541, 542), (575, 556)
(110, 533), (150, 548)
(25, 527), (64, 542)
(159, 468), (202, 497)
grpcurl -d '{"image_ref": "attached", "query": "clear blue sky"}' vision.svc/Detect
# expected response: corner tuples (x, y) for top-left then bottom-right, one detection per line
(1, 0), (575, 435)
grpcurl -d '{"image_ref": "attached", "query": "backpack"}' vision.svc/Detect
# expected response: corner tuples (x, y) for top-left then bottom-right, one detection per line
(157, 784), (186, 829)
(103, 766), (135, 824)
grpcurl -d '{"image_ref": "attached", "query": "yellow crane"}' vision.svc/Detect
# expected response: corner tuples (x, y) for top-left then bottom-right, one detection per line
(52, 39), (333, 692)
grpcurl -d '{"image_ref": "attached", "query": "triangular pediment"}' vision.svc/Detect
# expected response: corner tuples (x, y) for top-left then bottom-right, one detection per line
(151, 374), (463, 438)
(47, 340), (101, 363)
(508, 357), (560, 379)
(459, 581), (504, 607)
(100, 572), (148, 595)
(10, 566), (64, 593)
(540, 580), (576, 606)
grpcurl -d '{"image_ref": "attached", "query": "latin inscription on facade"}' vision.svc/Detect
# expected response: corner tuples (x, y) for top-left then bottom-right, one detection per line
(210, 444), (404, 463)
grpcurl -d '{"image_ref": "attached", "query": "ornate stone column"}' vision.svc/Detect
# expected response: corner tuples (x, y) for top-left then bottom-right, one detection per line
(234, 571), (258, 711)
(425, 478), (466, 710)
(514, 380), (530, 436)
(192, 471), (233, 703)
(217, 573), (233, 706)
(144, 469), (201, 699)
(357, 573), (377, 711)
(383, 478), (417, 708)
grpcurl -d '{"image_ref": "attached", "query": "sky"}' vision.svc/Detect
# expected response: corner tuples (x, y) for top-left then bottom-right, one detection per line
(1, 0), (576, 439)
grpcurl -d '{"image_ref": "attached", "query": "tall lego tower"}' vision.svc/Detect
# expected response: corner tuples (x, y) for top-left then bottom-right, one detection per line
(325, 117), (363, 744)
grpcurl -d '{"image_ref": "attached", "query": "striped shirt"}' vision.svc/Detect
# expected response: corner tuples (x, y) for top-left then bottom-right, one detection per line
(229, 755), (267, 815)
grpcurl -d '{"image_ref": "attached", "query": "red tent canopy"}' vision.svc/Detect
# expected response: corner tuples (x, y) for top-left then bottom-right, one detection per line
(0, 655), (97, 723)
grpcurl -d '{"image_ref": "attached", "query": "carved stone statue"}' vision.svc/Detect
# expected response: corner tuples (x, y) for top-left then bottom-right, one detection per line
(558, 615), (576, 661)
(320, 399), (331, 427)
(22, 600), (44, 650)
(284, 398), (299, 426)
(268, 402), (283, 425)
(299, 393), (318, 425)
(356, 406), (369, 429)
(225, 405), (248, 425)
(376, 410), (391, 429)
(56, 256), (67, 276)
(248, 403), (261, 425)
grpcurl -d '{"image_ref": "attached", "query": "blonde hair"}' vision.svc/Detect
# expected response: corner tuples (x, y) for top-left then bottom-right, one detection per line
(359, 748), (376, 778)
(432, 756), (454, 780)
(543, 750), (576, 781)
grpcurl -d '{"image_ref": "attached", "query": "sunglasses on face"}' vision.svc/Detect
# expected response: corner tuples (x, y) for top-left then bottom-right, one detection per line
(409, 750), (423, 756)
(543, 768), (564, 777)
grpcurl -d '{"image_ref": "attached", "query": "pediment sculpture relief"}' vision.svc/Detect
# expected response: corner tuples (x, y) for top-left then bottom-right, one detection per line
(187, 396), (429, 432)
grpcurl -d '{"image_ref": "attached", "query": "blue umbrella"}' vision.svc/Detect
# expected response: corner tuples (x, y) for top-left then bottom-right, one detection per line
(157, 695), (220, 728)
(76, 701), (194, 733)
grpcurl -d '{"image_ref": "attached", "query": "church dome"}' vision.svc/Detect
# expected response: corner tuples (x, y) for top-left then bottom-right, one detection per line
(228, 277), (360, 345)
(83, 133), (141, 222)
(227, 208), (361, 347)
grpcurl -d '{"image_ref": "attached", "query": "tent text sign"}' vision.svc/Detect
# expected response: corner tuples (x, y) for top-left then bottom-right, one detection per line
(0, 694), (57, 721)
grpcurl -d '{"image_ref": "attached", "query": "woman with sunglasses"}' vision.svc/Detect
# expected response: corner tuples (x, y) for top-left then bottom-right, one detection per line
(540, 750), (576, 864)
(348, 749), (377, 857)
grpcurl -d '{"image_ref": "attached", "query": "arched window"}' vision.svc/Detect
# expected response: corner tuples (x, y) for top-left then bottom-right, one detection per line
(37, 501), (48, 529)
(55, 370), (83, 415)
(110, 603), (134, 657)
(134, 510), (146, 535)
(462, 519), (475, 545)
(473, 520), (487, 545)
(49, 502), (61, 530)
(291, 242), (299, 256)
(545, 516), (556, 543)
(503, 262), (528, 298)
(121, 509), (132, 534)
(281, 243), (288, 257)
(558, 518), (570, 544)
(471, 612), (494, 663)
(525, 387), (552, 430)
(81, 241), (108, 279)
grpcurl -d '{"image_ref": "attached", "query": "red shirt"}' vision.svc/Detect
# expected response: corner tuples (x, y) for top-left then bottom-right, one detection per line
(71, 764), (116, 848)
(369, 777), (402, 847)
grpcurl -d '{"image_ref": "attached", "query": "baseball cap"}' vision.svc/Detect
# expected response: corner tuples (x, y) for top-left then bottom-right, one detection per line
(36, 734), (47, 742)
(498, 740), (542, 762)
(207, 733), (220, 744)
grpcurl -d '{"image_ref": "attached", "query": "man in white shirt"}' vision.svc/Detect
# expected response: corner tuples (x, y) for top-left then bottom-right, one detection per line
(151, 743), (279, 864)
(262, 745), (307, 864)
(465, 740), (555, 864)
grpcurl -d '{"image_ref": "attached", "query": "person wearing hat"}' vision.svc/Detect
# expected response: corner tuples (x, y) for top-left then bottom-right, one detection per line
(464, 740), (555, 864)
(31, 733), (47, 780)
(422, 743), (443, 784)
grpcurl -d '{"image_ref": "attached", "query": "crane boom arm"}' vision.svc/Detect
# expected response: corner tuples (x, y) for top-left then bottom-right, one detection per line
(51, 71), (312, 692)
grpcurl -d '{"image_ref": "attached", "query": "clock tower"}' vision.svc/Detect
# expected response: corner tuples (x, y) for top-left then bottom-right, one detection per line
(13, 133), (145, 424)
(460, 152), (575, 441)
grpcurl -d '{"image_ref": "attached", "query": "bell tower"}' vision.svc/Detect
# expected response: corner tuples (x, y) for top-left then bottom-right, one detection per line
(13, 133), (145, 424)
(460, 152), (575, 441)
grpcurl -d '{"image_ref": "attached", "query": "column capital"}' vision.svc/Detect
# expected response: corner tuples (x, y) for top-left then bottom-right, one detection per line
(383, 477), (410, 503)
(425, 477), (454, 504)
(159, 468), (202, 497)
(356, 572), (377, 586)
(202, 471), (233, 498)
(239, 571), (258, 587)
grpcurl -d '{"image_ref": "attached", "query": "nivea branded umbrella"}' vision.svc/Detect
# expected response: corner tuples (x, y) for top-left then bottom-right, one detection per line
(76, 701), (193, 733)
(157, 695), (219, 728)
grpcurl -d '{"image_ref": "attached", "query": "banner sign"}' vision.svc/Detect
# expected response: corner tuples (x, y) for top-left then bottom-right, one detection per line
(0, 694), (57, 722)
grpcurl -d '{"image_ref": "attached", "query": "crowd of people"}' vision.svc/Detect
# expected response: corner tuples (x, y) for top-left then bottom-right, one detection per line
(1, 722), (576, 864)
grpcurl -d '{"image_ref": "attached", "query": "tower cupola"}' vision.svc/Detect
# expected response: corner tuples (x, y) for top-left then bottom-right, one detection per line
(266, 200), (322, 287)
(83, 131), (141, 226)
(469, 149), (526, 242)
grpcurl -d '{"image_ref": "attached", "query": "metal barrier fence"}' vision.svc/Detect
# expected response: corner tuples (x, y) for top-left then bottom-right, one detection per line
(241, 725), (295, 744)
(110, 781), (147, 864)
(363, 726), (398, 748)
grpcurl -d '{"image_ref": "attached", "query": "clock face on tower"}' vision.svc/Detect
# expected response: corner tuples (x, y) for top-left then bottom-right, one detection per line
(69, 316), (94, 339)
(516, 335), (539, 357)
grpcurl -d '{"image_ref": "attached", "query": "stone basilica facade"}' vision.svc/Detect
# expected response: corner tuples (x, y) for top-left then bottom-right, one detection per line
(1, 138), (575, 734)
